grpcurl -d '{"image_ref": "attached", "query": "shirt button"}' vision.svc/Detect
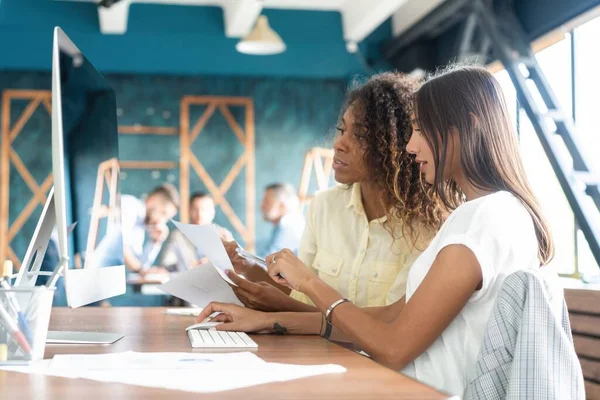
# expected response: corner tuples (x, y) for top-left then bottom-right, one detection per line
(352, 274), (357, 279)
(332, 268), (337, 273)
(360, 248), (365, 254)
(373, 272), (378, 278)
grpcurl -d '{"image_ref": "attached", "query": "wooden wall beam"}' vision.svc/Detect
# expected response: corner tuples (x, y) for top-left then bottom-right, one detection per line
(118, 125), (179, 135)
(2, 90), (50, 100)
(219, 153), (247, 195)
(189, 104), (216, 143)
(7, 174), (52, 242)
(298, 151), (313, 201)
(245, 100), (255, 250)
(298, 147), (334, 205)
(313, 155), (327, 190)
(189, 154), (248, 238)
(9, 150), (44, 202)
(9, 98), (42, 142)
(42, 99), (52, 114)
(219, 104), (246, 144)
(119, 161), (177, 169)
(0, 92), (11, 264)
(181, 95), (255, 249)
(180, 98), (191, 223)
(2, 89), (183, 267)
(6, 247), (20, 267)
(182, 96), (252, 106)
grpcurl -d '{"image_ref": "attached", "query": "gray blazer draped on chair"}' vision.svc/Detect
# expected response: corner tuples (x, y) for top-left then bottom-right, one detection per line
(464, 269), (585, 400)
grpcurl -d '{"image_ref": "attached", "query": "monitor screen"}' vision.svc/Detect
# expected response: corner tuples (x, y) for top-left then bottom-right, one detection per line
(57, 31), (123, 269)
(52, 27), (126, 307)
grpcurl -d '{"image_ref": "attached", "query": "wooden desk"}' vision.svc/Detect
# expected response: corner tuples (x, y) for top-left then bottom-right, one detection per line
(127, 273), (169, 294)
(0, 308), (448, 399)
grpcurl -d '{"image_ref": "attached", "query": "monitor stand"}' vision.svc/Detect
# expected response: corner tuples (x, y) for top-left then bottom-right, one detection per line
(14, 187), (125, 345)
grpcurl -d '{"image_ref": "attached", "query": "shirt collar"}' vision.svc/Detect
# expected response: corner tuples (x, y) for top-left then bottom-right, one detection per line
(347, 183), (387, 224)
(347, 183), (364, 214)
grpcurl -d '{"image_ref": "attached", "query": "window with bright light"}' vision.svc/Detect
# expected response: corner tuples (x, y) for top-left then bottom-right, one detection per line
(494, 15), (600, 278)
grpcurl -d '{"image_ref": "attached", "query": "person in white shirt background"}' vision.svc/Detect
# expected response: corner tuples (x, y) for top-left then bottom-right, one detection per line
(90, 183), (179, 277)
(259, 183), (304, 257)
(197, 64), (556, 398)
(159, 191), (234, 271)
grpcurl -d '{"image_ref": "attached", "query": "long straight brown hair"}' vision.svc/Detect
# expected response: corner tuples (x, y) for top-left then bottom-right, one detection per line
(414, 64), (554, 264)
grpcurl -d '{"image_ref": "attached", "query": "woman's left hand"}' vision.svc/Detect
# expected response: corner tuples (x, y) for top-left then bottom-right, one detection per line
(265, 249), (315, 292)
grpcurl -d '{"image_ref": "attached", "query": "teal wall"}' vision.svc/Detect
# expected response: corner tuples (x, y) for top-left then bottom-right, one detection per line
(0, 0), (392, 78)
(1, 71), (346, 260)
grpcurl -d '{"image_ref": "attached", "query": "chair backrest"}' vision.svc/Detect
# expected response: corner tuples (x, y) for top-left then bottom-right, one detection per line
(565, 287), (600, 399)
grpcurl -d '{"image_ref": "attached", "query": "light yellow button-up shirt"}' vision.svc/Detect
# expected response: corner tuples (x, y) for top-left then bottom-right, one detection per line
(291, 183), (429, 307)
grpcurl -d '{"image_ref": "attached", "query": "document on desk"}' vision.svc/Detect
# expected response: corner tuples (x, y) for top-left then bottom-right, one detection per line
(157, 261), (243, 308)
(171, 220), (236, 285)
(49, 351), (265, 372)
(1, 351), (347, 393)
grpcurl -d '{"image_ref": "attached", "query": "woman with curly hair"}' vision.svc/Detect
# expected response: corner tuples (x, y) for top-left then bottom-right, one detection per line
(202, 72), (445, 334)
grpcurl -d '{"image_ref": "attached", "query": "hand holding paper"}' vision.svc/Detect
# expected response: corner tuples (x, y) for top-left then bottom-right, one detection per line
(158, 264), (243, 308)
(171, 220), (236, 285)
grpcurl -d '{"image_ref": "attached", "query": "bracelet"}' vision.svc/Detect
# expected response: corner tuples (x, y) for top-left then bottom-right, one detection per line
(325, 298), (350, 323)
(323, 320), (332, 340)
(319, 314), (324, 336)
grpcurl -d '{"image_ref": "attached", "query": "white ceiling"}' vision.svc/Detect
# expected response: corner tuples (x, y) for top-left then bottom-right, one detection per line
(392, 0), (446, 36)
(56, 0), (442, 45)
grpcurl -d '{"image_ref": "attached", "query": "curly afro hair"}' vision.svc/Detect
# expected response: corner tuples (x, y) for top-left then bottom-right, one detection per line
(343, 72), (446, 247)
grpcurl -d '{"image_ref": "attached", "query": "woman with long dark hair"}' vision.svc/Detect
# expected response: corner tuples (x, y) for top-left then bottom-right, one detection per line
(198, 65), (555, 396)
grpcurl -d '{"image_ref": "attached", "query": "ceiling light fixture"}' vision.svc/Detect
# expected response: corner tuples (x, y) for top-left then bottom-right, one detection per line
(236, 15), (286, 56)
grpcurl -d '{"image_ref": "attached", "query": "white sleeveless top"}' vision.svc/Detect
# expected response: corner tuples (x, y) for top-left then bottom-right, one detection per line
(401, 191), (540, 397)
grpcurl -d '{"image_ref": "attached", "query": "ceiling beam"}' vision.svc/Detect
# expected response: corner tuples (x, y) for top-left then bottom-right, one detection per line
(61, 0), (413, 40)
(98, 0), (131, 35)
(94, 0), (261, 36)
(340, 0), (408, 43)
(222, 0), (263, 38)
(391, 0), (446, 37)
(383, 0), (469, 60)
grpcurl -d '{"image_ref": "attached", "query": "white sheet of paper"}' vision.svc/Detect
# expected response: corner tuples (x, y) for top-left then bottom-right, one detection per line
(164, 308), (202, 316)
(157, 262), (243, 308)
(49, 351), (264, 372)
(171, 220), (235, 285)
(1, 351), (346, 393)
(81, 362), (346, 393)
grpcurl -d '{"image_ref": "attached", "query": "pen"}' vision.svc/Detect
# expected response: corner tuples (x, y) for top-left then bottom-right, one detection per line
(235, 248), (267, 270)
(1, 261), (33, 343)
(0, 302), (31, 355)
(235, 248), (284, 279)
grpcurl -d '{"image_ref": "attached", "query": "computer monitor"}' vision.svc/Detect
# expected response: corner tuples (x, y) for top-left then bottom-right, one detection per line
(50, 27), (126, 308)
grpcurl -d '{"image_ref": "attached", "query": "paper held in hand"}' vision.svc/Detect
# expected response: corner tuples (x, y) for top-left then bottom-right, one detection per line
(171, 220), (236, 286)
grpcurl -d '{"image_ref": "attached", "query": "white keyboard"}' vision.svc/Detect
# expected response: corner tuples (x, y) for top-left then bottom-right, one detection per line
(187, 329), (258, 348)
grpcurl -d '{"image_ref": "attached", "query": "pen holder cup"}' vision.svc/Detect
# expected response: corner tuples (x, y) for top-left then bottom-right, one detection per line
(0, 286), (54, 364)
